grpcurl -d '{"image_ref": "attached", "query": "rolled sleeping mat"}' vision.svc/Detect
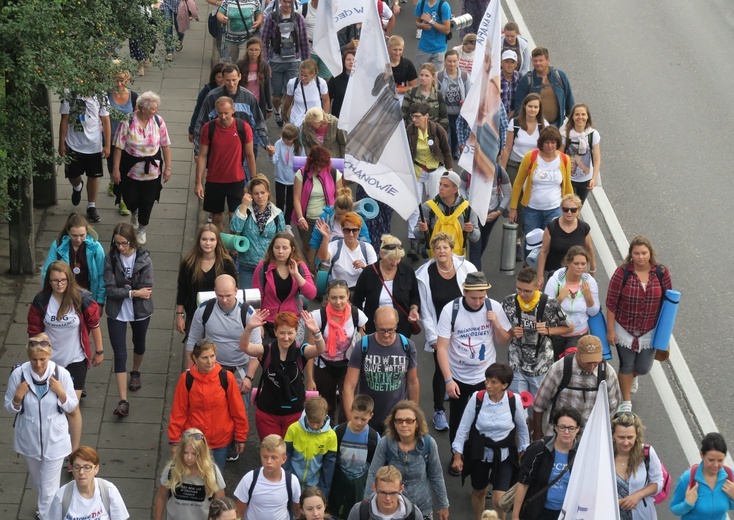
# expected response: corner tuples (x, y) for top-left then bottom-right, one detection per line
(220, 233), (250, 253)
(519, 391), (534, 409)
(292, 156), (345, 172)
(315, 269), (330, 297)
(587, 311), (613, 360)
(196, 288), (262, 309)
(651, 289), (681, 351)
(353, 198), (379, 221)
(251, 388), (319, 402)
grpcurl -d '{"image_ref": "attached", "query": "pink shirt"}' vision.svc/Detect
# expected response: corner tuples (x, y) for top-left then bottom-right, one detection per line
(113, 114), (171, 181)
(246, 62), (261, 103)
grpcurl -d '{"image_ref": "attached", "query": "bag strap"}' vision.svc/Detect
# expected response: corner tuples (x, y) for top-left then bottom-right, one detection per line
(371, 263), (411, 321)
(247, 467), (261, 503)
(62, 483), (74, 517)
(450, 297), (461, 332)
(201, 298), (217, 336)
(234, 0), (251, 37)
(522, 454), (573, 512)
(548, 354), (574, 424)
(98, 478), (111, 515)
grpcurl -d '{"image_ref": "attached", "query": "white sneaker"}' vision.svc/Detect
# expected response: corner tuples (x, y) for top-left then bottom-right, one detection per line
(130, 211), (139, 230)
(415, 28), (422, 39)
(630, 376), (639, 394)
(137, 229), (147, 245)
(618, 401), (632, 413)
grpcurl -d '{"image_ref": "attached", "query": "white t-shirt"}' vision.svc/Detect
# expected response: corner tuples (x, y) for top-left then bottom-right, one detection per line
(327, 241), (378, 287)
(527, 155), (562, 210)
(286, 77), (329, 128)
(311, 306), (368, 363)
(509, 119), (549, 162)
(562, 128), (601, 182)
(378, 281), (394, 308)
(60, 95), (109, 154)
(304, 0), (317, 40)
(436, 298), (511, 385)
(117, 253), (136, 322)
(295, 169), (343, 220)
(45, 297), (85, 367)
(234, 468), (301, 520)
(48, 479), (130, 520)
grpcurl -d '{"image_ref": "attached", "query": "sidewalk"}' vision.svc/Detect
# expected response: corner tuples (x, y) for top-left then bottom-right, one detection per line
(0, 5), (267, 517)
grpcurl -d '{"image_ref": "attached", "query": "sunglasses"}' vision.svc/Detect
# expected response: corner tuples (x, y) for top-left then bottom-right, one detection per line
(394, 418), (416, 425)
(194, 338), (215, 348)
(182, 431), (205, 441)
(381, 244), (403, 251)
(342, 228), (360, 234)
(562, 207), (579, 214)
(327, 279), (348, 287)
(29, 340), (51, 347)
(613, 411), (637, 420)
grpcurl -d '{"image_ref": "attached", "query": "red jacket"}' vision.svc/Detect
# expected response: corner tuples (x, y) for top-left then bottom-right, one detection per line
(168, 363), (249, 449)
(27, 290), (100, 367)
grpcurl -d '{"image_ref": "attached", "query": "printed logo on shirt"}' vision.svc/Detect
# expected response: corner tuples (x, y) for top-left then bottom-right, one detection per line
(363, 354), (408, 392)
(173, 482), (208, 502)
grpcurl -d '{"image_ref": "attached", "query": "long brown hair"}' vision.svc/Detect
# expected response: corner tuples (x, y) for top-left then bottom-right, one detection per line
(236, 37), (267, 86)
(57, 212), (90, 245)
(180, 224), (234, 287)
(262, 232), (303, 265)
(622, 235), (658, 267)
(611, 412), (645, 477)
(517, 93), (545, 133)
(43, 261), (82, 319)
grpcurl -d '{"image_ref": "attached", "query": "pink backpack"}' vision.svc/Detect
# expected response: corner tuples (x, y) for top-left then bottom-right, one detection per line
(643, 444), (671, 505)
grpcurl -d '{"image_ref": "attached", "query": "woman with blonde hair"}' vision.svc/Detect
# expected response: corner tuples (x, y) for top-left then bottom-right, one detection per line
(300, 107), (347, 158)
(365, 400), (449, 520)
(155, 428), (226, 520)
(283, 59), (331, 128)
(208, 497), (237, 520)
(401, 63), (449, 134)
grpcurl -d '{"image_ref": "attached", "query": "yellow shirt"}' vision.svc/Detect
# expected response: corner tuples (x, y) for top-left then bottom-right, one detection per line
(413, 127), (440, 178)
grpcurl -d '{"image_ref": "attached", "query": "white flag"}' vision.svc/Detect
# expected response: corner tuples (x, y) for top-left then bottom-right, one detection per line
(457, 0), (502, 219)
(559, 381), (621, 520)
(338, 0), (419, 220)
(313, 0), (367, 77)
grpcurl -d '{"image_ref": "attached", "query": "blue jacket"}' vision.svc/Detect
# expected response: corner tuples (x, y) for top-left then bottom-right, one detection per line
(284, 412), (338, 498)
(670, 465), (734, 519)
(43, 235), (106, 305)
(513, 66), (575, 127)
(230, 203), (285, 268)
(308, 205), (371, 251)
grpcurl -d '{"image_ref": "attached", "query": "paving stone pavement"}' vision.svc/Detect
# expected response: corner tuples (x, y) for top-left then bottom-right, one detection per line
(0, 5), (272, 517)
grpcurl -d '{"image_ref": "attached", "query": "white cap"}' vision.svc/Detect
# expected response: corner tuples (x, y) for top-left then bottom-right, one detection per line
(501, 50), (518, 62)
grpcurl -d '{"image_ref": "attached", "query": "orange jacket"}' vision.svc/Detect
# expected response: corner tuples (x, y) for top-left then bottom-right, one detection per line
(168, 363), (249, 449)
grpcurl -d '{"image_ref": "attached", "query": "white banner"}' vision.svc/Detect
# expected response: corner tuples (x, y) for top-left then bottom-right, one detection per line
(313, 0), (367, 76)
(559, 381), (621, 520)
(457, 0), (502, 220)
(338, 0), (419, 220)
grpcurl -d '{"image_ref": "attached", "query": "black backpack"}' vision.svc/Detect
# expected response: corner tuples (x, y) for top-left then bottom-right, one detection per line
(319, 305), (359, 335)
(185, 369), (229, 393)
(247, 467), (296, 519)
(548, 354), (606, 424)
(513, 293), (549, 356)
(205, 118), (249, 177)
(200, 299), (250, 337)
(272, 9), (299, 59)
(334, 422), (378, 465)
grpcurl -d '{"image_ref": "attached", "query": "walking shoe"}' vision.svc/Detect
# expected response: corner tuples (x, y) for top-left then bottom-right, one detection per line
(618, 401), (632, 413)
(274, 110), (284, 128)
(407, 238), (419, 261)
(81, 386), (87, 399)
(72, 181), (84, 206)
(166, 53), (173, 62)
(206, 213), (213, 223)
(176, 41), (183, 52)
(516, 241), (524, 262)
(433, 410), (448, 431)
(444, 392), (449, 401)
(227, 442), (239, 461)
(130, 211), (139, 229)
(113, 399), (130, 417)
(415, 28), (422, 39)
(86, 206), (101, 223)
(137, 229), (147, 245)
(107, 181), (115, 197)
(448, 460), (461, 477)
(118, 201), (131, 216)
(129, 371), (142, 392)
(630, 376), (639, 394)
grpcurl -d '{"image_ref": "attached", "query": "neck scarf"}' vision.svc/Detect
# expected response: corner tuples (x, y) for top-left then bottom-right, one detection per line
(253, 202), (272, 234)
(517, 290), (541, 312)
(325, 301), (350, 357)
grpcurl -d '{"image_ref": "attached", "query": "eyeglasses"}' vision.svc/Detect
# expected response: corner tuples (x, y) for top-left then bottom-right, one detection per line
(515, 287), (535, 295)
(394, 418), (416, 425)
(114, 240), (130, 247)
(29, 340), (51, 348)
(182, 431), (205, 441)
(72, 464), (96, 473)
(376, 328), (397, 335)
(327, 279), (348, 287)
(381, 244), (403, 251)
(50, 279), (68, 285)
(410, 114), (425, 119)
(613, 411), (637, 420)
(375, 490), (401, 497)
(562, 207), (579, 214)
(342, 228), (360, 234)
(555, 425), (579, 433)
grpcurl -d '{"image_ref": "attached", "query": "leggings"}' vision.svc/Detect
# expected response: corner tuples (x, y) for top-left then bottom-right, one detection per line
(448, 379), (485, 446)
(121, 176), (161, 226)
(275, 182), (294, 225)
(432, 352), (445, 413)
(107, 317), (151, 373)
(313, 359), (349, 425)
(616, 344), (656, 376)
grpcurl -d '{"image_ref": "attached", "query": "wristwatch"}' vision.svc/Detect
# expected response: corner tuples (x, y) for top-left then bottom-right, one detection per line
(95, 350), (104, 355)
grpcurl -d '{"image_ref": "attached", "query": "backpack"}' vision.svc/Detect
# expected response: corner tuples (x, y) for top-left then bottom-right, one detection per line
(418, 0), (448, 22)
(319, 305), (359, 335)
(615, 265), (666, 314)
(334, 422), (379, 465)
(525, 148), (570, 178)
(12, 364), (63, 423)
(247, 467), (296, 519)
(521, 67), (566, 96)
(472, 389), (517, 429)
(200, 299), (250, 336)
(361, 334), (410, 354)
(450, 297), (494, 333)
(324, 238), (369, 281)
(437, 70), (468, 101)
(253, 340), (307, 404)
(643, 444), (671, 505)
(548, 354), (606, 424)
(688, 463), (734, 489)
(359, 498), (416, 520)
(259, 262), (308, 296)
(385, 434), (433, 467)
(513, 119), (546, 138)
(514, 293), (549, 356)
(272, 10), (299, 59)
(205, 118), (249, 179)
(425, 198), (471, 257)
(63, 479), (111, 517)
(293, 76), (323, 111)
(185, 368), (229, 393)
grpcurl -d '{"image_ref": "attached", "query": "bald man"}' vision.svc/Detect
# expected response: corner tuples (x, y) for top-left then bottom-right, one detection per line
(342, 306), (420, 434)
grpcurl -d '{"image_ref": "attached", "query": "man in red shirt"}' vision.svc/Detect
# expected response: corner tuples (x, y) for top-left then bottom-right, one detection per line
(196, 96), (257, 230)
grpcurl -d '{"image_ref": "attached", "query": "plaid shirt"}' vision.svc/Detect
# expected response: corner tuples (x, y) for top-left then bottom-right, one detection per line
(501, 71), (519, 116)
(456, 103), (508, 152)
(605, 265), (672, 338)
(261, 9), (310, 61)
(533, 356), (621, 436)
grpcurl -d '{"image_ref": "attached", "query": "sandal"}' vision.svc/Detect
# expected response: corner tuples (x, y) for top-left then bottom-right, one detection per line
(129, 371), (142, 392)
(113, 400), (130, 417)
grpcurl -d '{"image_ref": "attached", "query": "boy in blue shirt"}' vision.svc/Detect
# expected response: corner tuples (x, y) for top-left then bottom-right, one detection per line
(415, 0), (452, 71)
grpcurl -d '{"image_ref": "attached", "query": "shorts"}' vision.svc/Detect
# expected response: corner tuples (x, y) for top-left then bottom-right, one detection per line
(64, 359), (88, 391)
(270, 61), (301, 97)
(64, 150), (104, 179)
(203, 180), (245, 214)
(470, 457), (516, 491)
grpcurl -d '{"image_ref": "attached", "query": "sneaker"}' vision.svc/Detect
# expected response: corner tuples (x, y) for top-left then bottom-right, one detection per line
(137, 65), (145, 76)
(72, 181), (84, 206)
(433, 410), (448, 431)
(166, 53), (173, 62)
(630, 376), (639, 394)
(86, 206), (101, 223)
(206, 213), (213, 223)
(444, 392), (449, 401)
(36, 511), (41, 520)
(407, 238), (419, 261)
(227, 442), (239, 461)
(274, 110), (283, 128)
(118, 201), (131, 216)
(516, 242), (524, 262)
(415, 28), (422, 39)
(107, 181), (115, 197)
(137, 229), (147, 245)
(618, 401), (632, 413)
(113, 399), (130, 417)
(447, 460), (461, 477)
(129, 371), (142, 392)
(176, 41), (183, 52)
(130, 211), (139, 230)
(81, 386), (87, 399)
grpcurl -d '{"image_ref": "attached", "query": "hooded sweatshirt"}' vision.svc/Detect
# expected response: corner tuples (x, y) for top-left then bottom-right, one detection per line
(284, 411), (338, 497)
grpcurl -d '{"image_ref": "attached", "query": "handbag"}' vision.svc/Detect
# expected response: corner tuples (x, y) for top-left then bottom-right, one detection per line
(654, 349), (670, 362)
(371, 264), (421, 334)
(499, 457), (573, 515)
(208, 11), (222, 38)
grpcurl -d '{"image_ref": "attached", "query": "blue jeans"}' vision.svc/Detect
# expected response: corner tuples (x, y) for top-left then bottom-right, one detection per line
(163, 7), (184, 53)
(239, 264), (256, 290)
(468, 217), (499, 272)
(211, 446), (228, 471)
(510, 370), (545, 397)
(521, 206), (561, 237)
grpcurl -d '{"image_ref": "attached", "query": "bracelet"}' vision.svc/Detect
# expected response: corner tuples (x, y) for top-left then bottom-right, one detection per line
(95, 350), (104, 355)
(175, 311), (185, 316)
(298, 217), (306, 223)
(244, 375), (254, 382)
(165, 167), (172, 171)
(12, 400), (21, 407)
(589, 269), (596, 273)
(445, 377), (453, 384)
(313, 332), (323, 339)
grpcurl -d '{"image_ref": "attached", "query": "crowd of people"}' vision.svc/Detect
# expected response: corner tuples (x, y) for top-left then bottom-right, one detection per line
(7, 0), (728, 519)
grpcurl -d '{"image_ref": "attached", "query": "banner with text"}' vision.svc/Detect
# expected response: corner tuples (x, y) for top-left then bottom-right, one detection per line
(338, 0), (418, 220)
(313, 0), (367, 76)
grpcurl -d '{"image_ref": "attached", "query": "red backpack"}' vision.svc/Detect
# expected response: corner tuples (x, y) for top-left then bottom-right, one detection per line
(688, 462), (734, 489)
